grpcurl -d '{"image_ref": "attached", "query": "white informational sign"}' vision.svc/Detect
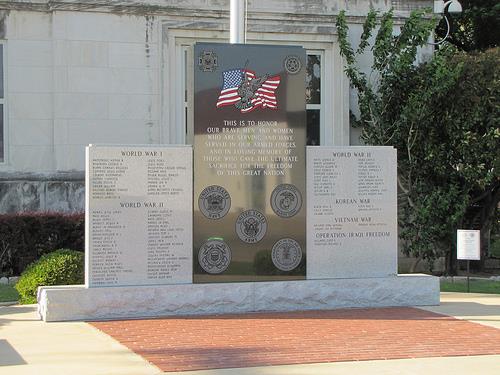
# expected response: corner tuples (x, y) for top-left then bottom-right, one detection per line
(85, 145), (193, 287)
(307, 146), (398, 279)
(457, 230), (480, 260)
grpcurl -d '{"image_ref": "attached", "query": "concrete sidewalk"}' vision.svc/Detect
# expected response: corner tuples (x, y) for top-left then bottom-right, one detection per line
(1, 293), (499, 375)
(0, 304), (160, 375)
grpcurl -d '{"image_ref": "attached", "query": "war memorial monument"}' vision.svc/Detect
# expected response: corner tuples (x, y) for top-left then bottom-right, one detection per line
(38, 43), (438, 322)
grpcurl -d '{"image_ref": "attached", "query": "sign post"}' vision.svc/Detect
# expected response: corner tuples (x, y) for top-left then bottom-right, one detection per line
(457, 229), (480, 292)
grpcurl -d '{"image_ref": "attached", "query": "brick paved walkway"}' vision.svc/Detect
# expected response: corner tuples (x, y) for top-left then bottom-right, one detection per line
(91, 307), (500, 372)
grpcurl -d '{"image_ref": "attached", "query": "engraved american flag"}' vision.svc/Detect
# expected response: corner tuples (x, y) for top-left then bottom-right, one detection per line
(216, 69), (281, 113)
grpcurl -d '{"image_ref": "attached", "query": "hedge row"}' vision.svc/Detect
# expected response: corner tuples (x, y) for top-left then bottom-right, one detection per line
(0, 212), (84, 277)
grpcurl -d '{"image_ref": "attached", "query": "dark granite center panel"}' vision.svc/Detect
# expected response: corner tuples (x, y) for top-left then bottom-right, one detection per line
(194, 43), (306, 283)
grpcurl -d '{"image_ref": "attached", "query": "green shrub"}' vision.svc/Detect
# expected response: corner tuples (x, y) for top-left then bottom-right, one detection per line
(0, 212), (84, 277)
(15, 249), (84, 304)
(491, 236), (500, 258)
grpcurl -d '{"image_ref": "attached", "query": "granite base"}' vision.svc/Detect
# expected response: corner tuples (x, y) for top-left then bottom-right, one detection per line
(37, 274), (439, 322)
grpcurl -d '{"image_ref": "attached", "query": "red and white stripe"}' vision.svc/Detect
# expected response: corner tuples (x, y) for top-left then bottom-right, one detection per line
(216, 70), (255, 108)
(241, 75), (280, 113)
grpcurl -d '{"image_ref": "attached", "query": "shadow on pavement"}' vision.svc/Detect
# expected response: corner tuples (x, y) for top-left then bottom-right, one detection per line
(0, 305), (38, 328)
(0, 339), (27, 366)
(431, 301), (500, 317)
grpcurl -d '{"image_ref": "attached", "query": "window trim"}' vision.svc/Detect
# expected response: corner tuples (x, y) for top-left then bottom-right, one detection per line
(0, 40), (7, 165)
(161, 27), (349, 146)
(306, 50), (324, 145)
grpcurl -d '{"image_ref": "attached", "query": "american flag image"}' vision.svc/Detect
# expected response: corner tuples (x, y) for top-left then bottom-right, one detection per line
(216, 68), (281, 113)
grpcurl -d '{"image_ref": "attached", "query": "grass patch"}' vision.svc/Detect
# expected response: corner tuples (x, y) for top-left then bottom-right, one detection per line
(0, 284), (19, 302)
(441, 279), (500, 294)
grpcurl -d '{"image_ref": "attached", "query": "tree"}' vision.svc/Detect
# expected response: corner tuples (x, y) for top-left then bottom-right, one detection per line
(336, 9), (500, 273)
(436, 0), (500, 51)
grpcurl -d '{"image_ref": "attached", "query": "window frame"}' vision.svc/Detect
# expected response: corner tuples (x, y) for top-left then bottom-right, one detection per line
(305, 50), (324, 146)
(161, 27), (349, 146)
(0, 40), (7, 165)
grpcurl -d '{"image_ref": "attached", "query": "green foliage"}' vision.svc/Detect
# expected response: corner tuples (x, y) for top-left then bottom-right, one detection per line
(15, 249), (84, 304)
(357, 9), (377, 54)
(436, 0), (500, 51)
(491, 233), (500, 258)
(390, 47), (499, 270)
(0, 212), (84, 277)
(336, 8), (438, 142)
(337, 9), (500, 273)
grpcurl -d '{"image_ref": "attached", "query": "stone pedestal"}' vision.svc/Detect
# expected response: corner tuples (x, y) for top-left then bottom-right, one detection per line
(38, 274), (439, 322)
(38, 145), (440, 323)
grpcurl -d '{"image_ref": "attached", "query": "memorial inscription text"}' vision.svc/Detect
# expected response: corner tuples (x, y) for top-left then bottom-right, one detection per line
(86, 145), (192, 287)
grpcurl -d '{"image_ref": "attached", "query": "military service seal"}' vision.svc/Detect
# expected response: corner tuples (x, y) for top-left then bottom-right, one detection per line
(199, 185), (231, 220)
(198, 50), (218, 72)
(235, 209), (267, 243)
(271, 238), (302, 271)
(283, 55), (302, 75)
(198, 239), (231, 274)
(270, 184), (302, 218)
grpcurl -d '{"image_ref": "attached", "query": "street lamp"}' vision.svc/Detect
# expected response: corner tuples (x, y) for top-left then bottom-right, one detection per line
(431, 1), (463, 45)
(434, 0), (463, 14)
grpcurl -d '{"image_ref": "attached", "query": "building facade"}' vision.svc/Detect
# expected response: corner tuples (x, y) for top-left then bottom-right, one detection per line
(0, 0), (433, 213)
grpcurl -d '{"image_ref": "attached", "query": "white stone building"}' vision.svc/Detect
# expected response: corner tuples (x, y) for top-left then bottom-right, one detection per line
(0, 0), (433, 213)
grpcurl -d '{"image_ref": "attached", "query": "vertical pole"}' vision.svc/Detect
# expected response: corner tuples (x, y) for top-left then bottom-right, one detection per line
(467, 260), (470, 293)
(230, 0), (246, 44)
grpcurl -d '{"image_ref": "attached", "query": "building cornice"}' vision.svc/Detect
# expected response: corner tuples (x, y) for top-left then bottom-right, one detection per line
(0, 1), (429, 24)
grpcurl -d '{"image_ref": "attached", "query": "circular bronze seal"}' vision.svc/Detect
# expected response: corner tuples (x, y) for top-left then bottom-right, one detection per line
(235, 209), (267, 244)
(198, 239), (231, 274)
(271, 238), (302, 271)
(283, 55), (302, 75)
(199, 185), (231, 220)
(270, 184), (302, 218)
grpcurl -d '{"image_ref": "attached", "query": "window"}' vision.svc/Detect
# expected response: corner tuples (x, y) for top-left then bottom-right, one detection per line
(181, 45), (193, 142)
(306, 52), (322, 145)
(179, 46), (326, 146)
(0, 43), (4, 162)
(162, 27), (348, 146)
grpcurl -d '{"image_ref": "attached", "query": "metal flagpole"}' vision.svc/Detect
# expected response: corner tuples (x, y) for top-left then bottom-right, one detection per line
(230, 0), (246, 44)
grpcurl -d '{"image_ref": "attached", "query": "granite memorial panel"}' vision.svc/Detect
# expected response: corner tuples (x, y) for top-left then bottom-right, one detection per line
(307, 146), (398, 279)
(85, 145), (192, 287)
(194, 43), (306, 282)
